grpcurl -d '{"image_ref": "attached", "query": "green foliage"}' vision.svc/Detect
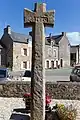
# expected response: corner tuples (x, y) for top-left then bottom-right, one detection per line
(56, 104), (77, 120)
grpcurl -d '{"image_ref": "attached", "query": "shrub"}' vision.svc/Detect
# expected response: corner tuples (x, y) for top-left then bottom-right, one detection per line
(56, 104), (77, 120)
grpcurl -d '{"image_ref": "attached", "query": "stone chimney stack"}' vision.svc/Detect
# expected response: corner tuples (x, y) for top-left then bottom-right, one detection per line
(29, 31), (32, 36)
(4, 25), (11, 34)
(62, 32), (66, 36)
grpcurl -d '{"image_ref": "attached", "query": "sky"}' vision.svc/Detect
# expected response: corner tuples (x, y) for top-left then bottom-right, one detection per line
(0, 0), (80, 45)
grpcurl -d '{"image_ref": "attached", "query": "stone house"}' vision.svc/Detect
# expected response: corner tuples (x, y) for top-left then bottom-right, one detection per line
(0, 25), (32, 71)
(0, 25), (71, 71)
(46, 32), (70, 68)
(45, 35), (59, 69)
(0, 25), (59, 71)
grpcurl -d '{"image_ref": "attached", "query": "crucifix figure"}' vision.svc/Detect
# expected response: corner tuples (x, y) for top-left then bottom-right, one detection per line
(24, 3), (54, 120)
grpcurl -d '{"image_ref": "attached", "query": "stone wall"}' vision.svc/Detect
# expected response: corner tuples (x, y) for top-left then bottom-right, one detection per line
(13, 42), (32, 71)
(46, 82), (80, 100)
(0, 81), (80, 99)
(59, 35), (70, 67)
(0, 81), (31, 97)
(0, 82), (80, 119)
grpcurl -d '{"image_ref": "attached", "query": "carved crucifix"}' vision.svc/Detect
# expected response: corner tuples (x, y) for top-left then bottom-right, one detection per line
(24, 3), (54, 120)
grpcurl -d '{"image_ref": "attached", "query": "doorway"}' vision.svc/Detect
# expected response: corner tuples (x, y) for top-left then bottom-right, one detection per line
(56, 61), (58, 68)
(60, 59), (63, 67)
(70, 53), (76, 66)
(51, 61), (54, 69)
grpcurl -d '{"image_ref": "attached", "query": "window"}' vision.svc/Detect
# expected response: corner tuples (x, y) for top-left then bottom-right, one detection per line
(60, 59), (63, 67)
(73, 69), (77, 74)
(54, 50), (56, 57)
(27, 39), (29, 43)
(23, 49), (27, 56)
(48, 48), (52, 57)
(23, 61), (27, 69)
(51, 61), (54, 68)
(72, 67), (80, 74)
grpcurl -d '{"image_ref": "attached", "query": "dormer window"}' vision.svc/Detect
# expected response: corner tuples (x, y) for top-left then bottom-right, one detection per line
(51, 41), (54, 47)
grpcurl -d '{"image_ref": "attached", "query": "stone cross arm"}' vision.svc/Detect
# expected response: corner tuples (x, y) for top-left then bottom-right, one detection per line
(24, 7), (55, 27)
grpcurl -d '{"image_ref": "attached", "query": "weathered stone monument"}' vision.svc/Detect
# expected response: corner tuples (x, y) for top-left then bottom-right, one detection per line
(24, 3), (54, 120)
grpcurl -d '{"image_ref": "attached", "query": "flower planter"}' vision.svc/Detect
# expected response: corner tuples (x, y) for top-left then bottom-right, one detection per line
(23, 93), (51, 110)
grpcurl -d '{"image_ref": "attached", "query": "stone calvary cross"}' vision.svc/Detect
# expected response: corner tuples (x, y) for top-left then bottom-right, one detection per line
(24, 3), (54, 120)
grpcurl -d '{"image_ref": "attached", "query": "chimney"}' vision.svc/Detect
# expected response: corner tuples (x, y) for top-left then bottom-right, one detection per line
(4, 25), (11, 34)
(29, 31), (32, 36)
(62, 32), (66, 36)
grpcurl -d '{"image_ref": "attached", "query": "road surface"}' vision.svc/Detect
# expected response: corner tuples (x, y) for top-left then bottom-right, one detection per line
(45, 68), (72, 82)
(8, 68), (72, 82)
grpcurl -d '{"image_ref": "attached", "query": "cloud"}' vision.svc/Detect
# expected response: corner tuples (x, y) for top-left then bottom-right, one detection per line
(66, 32), (80, 45)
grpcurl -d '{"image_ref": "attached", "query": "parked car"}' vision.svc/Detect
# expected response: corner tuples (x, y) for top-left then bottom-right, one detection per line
(70, 64), (80, 82)
(21, 70), (31, 81)
(0, 68), (11, 81)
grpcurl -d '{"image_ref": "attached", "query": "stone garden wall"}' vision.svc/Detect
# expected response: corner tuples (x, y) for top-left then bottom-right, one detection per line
(0, 81), (80, 99)
(0, 81), (80, 120)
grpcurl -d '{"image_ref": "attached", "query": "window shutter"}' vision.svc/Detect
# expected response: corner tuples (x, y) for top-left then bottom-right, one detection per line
(21, 48), (24, 56)
(27, 48), (29, 56)
(27, 61), (30, 70)
(45, 60), (47, 68)
(21, 61), (23, 69)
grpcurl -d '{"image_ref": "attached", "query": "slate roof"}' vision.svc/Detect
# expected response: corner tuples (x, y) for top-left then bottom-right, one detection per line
(45, 37), (51, 45)
(45, 34), (63, 46)
(10, 31), (55, 46)
(0, 40), (6, 48)
(2, 25), (63, 46)
(71, 45), (79, 48)
(52, 35), (63, 44)
(10, 31), (32, 43)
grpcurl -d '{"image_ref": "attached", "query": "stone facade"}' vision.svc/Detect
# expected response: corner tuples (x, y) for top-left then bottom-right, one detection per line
(0, 25), (32, 71)
(45, 44), (58, 69)
(58, 33), (70, 67)
(46, 32), (71, 68)
(13, 42), (32, 71)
